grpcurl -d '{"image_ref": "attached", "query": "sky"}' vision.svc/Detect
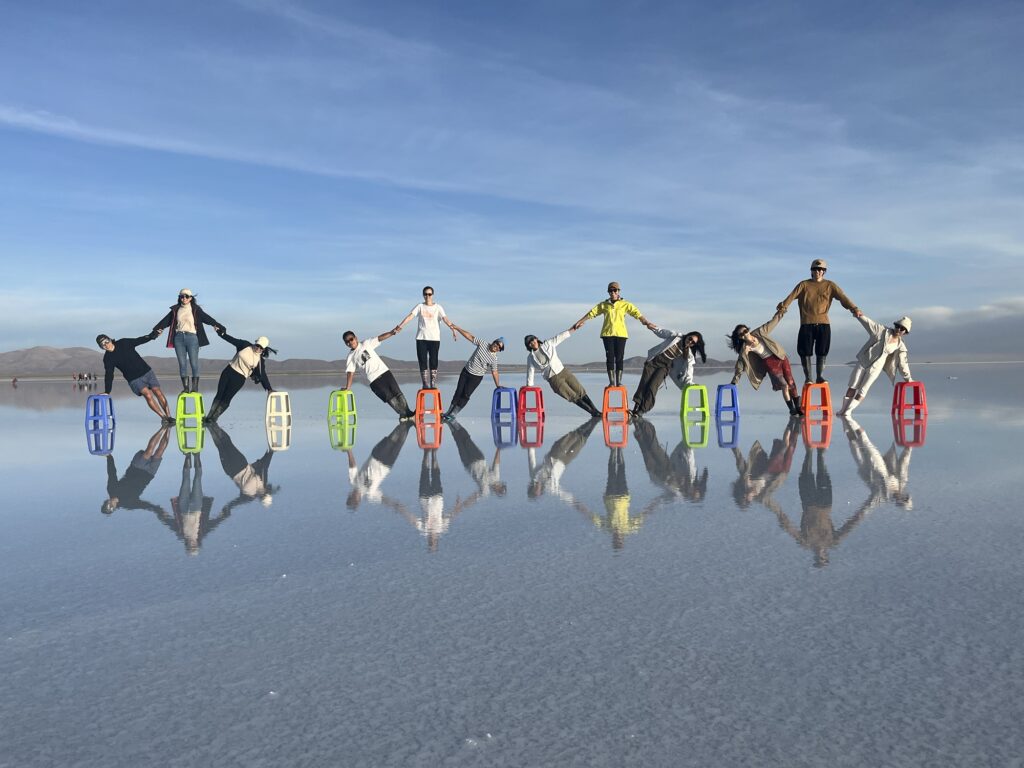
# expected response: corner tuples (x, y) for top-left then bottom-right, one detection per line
(1, 0), (1022, 363)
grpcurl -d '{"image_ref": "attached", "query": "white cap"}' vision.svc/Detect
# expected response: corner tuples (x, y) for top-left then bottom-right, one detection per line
(256, 336), (270, 348)
(893, 316), (912, 333)
(179, 288), (194, 297)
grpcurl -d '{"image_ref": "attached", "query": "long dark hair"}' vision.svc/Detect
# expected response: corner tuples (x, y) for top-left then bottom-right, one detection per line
(687, 331), (707, 364)
(728, 324), (749, 354)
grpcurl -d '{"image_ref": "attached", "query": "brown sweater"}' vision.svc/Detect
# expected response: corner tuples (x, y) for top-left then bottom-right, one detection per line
(777, 279), (858, 324)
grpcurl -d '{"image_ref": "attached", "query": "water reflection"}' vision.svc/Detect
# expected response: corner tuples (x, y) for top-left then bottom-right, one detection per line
(526, 417), (598, 507)
(207, 423), (279, 509)
(592, 444), (645, 549)
(844, 416), (914, 511)
(634, 418), (709, 506)
(449, 420), (507, 504)
(343, 422), (414, 512)
(158, 454), (222, 556)
(729, 417), (799, 513)
(775, 443), (867, 568)
(102, 425), (171, 515)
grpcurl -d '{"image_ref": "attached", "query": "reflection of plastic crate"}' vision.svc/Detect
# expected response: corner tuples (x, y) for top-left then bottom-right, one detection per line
(801, 383), (832, 420)
(891, 381), (928, 417)
(176, 392), (204, 428)
(802, 418), (832, 449)
(328, 389), (357, 426)
(682, 414), (709, 448)
(416, 421), (443, 450)
(176, 424), (205, 454)
(892, 414), (927, 448)
(491, 415), (517, 448)
(267, 424), (291, 452)
(716, 416), (740, 448)
(715, 384), (739, 420)
(328, 420), (358, 450)
(517, 416), (545, 448)
(86, 425), (115, 456)
(85, 394), (115, 428)
(602, 416), (628, 448)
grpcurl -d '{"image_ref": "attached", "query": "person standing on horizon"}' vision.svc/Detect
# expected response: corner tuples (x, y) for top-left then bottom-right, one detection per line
(524, 328), (602, 417)
(572, 281), (656, 388)
(630, 329), (706, 419)
(837, 315), (914, 416)
(776, 259), (861, 384)
(396, 286), (460, 390)
(442, 328), (504, 422)
(97, 331), (174, 423)
(151, 288), (225, 393)
(206, 332), (276, 422)
(728, 310), (804, 417)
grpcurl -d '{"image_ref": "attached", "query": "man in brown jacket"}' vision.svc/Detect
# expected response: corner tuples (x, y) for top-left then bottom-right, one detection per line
(777, 259), (861, 384)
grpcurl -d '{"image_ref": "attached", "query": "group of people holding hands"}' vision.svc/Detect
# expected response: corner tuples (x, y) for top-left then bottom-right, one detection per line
(98, 262), (915, 424)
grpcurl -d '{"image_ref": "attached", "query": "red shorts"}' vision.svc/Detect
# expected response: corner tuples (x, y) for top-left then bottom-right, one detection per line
(763, 355), (795, 392)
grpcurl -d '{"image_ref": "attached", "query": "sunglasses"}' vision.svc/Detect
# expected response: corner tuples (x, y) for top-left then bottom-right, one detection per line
(811, 268), (826, 273)
(178, 294), (192, 299)
(894, 325), (907, 334)
(423, 292), (433, 297)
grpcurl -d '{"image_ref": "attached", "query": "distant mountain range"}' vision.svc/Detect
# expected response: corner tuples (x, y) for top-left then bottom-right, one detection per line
(0, 346), (732, 377)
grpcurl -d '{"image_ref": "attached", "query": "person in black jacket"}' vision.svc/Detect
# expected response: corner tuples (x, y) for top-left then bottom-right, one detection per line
(151, 288), (225, 393)
(97, 331), (174, 423)
(206, 331), (275, 422)
(101, 425), (171, 514)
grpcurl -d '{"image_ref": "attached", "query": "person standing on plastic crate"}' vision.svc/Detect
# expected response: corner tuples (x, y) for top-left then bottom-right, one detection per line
(727, 310), (803, 417)
(97, 331), (174, 424)
(395, 286), (460, 390)
(205, 332), (276, 422)
(837, 315), (913, 416)
(572, 281), (656, 388)
(776, 259), (861, 384)
(343, 327), (416, 420)
(442, 328), (504, 422)
(151, 288), (225, 393)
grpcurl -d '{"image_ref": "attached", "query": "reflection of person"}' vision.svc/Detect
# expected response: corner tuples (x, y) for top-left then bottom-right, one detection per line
(527, 418), (599, 504)
(776, 258), (861, 384)
(206, 333), (275, 422)
(773, 446), (868, 568)
(151, 288), (224, 393)
(729, 310), (803, 417)
(157, 454), (222, 556)
(843, 417), (914, 511)
(633, 418), (710, 506)
(572, 281), (655, 387)
(591, 447), (645, 550)
(524, 329), (601, 417)
(102, 426), (171, 514)
(838, 315), (913, 415)
(415, 449), (449, 552)
(344, 422), (414, 511)
(207, 422), (278, 509)
(343, 328), (415, 420)
(449, 421), (506, 504)
(729, 419), (799, 512)
(396, 286), (459, 389)
(97, 331), (174, 423)
(630, 330), (706, 418)
(443, 330), (504, 421)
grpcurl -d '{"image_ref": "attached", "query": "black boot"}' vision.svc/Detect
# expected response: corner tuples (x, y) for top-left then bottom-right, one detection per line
(606, 370), (615, 388)
(443, 405), (461, 422)
(614, 369), (622, 387)
(180, 376), (190, 392)
(787, 397), (803, 417)
(206, 401), (223, 423)
(815, 355), (827, 384)
(800, 356), (813, 383)
(191, 376), (200, 392)
(578, 394), (602, 417)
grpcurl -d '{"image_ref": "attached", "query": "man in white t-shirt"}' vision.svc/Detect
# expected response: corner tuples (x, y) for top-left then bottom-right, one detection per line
(343, 328), (415, 420)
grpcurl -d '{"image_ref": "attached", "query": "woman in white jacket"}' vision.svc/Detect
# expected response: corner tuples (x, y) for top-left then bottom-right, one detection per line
(838, 315), (913, 415)
(630, 329), (706, 418)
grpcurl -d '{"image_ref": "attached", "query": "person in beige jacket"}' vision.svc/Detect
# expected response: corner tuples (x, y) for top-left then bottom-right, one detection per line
(777, 258), (861, 384)
(729, 309), (803, 417)
(838, 315), (913, 415)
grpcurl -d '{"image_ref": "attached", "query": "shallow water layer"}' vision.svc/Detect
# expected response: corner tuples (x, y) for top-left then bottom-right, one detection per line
(1, 366), (1022, 767)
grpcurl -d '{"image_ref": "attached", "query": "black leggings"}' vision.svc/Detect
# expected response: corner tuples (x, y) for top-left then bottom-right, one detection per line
(214, 368), (246, 412)
(451, 369), (483, 409)
(416, 339), (440, 370)
(602, 336), (627, 373)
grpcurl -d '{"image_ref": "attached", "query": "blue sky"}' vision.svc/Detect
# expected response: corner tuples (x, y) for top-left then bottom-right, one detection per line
(2, 0), (1022, 362)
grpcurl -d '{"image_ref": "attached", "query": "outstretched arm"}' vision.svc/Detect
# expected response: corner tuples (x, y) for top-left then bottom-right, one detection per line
(442, 314), (459, 341)
(395, 309), (416, 331)
(376, 327), (401, 343)
(776, 283), (802, 313)
(345, 372), (355, 390)
(452, 325), (476, 343)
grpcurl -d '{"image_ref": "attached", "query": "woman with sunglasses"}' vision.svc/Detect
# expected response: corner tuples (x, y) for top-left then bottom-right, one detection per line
(572, 281), (655, 388)
(205, 332), (276, 423)
(728, 310), (804, 417)
(152, 289), (225, 392)
(396, 286), (460, 390)
(837, 315), (914, 415)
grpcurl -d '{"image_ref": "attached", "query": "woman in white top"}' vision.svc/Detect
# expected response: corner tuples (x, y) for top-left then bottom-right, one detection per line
(206, 331), (275, 422)
(396, 286), (459, 389)
(838, 315), (913, 415)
